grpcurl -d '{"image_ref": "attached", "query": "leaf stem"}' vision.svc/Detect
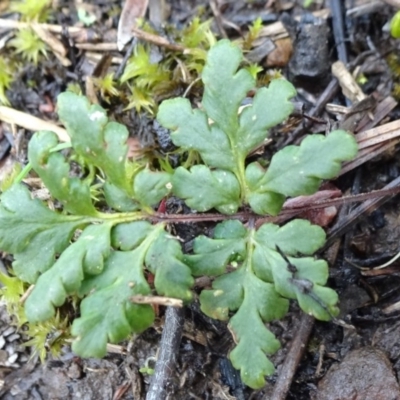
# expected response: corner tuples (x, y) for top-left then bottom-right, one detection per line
(246, 226), (256, 273)
(236, 153), (248, 202)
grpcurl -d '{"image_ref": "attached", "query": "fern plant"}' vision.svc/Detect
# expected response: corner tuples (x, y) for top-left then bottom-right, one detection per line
(0, 40), (357, 389)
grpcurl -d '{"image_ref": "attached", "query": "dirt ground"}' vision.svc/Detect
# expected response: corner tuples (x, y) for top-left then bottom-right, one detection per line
(2, 0), (400, 399)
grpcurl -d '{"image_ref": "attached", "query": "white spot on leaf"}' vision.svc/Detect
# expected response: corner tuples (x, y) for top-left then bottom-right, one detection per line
(89, 111), (105, 121)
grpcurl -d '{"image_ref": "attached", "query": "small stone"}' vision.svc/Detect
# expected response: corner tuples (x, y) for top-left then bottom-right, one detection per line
(67, 361), (83, 379)
(317, 347), (400, 400)
(0, 336), (5, 349)
(7, 353), (18, 365)
(7, 334), (20, 342)
(19, 355), (28, 363)
(2, 327), (15, 337)
(0, 349), (8, 363)
(5, 344), (15, 356)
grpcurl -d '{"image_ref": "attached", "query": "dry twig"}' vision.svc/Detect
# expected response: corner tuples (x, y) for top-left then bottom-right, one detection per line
(0, 106), (69, 142)
(130, 295), (183, 307)
(146, 307), (185, 400)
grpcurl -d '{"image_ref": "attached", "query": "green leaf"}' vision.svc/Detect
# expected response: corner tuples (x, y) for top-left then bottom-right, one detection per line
(252, 221), (338, 320)
(201, 39), (254, 136)
(265, 130), (358, 195)
(172, 166), (241, 214)
(158, 40), (301, 217)
(0, 184), (87, 283)
(246, 130), (357, 214)
(71, 222), (193, 357)
(246, 162), (285, 215)
(255, 219), (326, 256)
(145, 230), (193, 301)
(103, 183), (139, 212)
(228, 275), (288, 388)
(133, 169), (172, 208)
(25, 223), (113, 322)
(185, 220), (247, 276)
(197, 220), (337, 387)
(71, 249), (155, 357)
(237, 79), (296, 155)
(111, 221), (153, 251)
(200, 263), (289, 389)
(57, 92), (131, 193)
(28, 131), (97, 216)
(157, 98), (235, 170)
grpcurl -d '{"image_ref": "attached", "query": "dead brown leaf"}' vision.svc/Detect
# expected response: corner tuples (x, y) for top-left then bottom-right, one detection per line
(117, 0), (149, 51)
(265, 38), (292, 67)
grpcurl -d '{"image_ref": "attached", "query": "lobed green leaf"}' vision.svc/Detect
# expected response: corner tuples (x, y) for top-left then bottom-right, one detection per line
(71, 222), (193, 356)
(200, 263), (289, 389)
(28, 131), (97, 216)
(103, 183), (139, 212)
(264, 130), (357, 196)
(228, 274), (288, 388)
(0, 184), (87, 283)
(133, 169), (172, 208)
(246, 130), (357, 214)
(237, 79), (296, 155)
(202, 39), (254, 137)
(157, 98), (236, 170)
(252, 221), (338, 320)
(172, 166), (241, 214)
(145, 230), (194, 301)
(185, 220), (247, 276)
(57, 92), (131, 193)
(72, 249), (155, 357)
(196, 220), (337, 387)
(25, 223), (113, 322)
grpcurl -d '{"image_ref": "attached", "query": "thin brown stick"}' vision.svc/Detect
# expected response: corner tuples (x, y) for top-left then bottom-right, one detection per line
(322, 174), (400, 251)
(209, 0), (228, 38)
(282, 78), (339, 146)
(146, 307), (185, 400)
(147, 185), (400, 226)
(131, 26), (185, 51)
(268, 314), (315, 400)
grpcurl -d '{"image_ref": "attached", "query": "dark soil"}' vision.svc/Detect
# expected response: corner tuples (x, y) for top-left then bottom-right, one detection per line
(2, 0), (400, 399)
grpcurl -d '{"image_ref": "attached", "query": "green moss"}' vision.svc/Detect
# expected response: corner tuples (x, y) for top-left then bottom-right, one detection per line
(0, 57), (14, 105)
(10, 0), (51, 22)
(8, 28), (48, 65)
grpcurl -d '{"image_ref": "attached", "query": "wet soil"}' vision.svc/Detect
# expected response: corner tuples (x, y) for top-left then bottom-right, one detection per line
(2, 0), (400, 399)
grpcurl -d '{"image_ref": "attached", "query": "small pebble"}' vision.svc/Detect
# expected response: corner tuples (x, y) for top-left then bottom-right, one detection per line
(19, 355), (28, 362)
(7, 353), (18, 364)
(6, 344), (15, 356)
(0, 336), (5, 349)
(317, 347), (400, 400)
(10, 385), (21, 396)
(2, 327), (15, 337)
(0, 349), (8, 363)
(7, 333), (20, 342)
